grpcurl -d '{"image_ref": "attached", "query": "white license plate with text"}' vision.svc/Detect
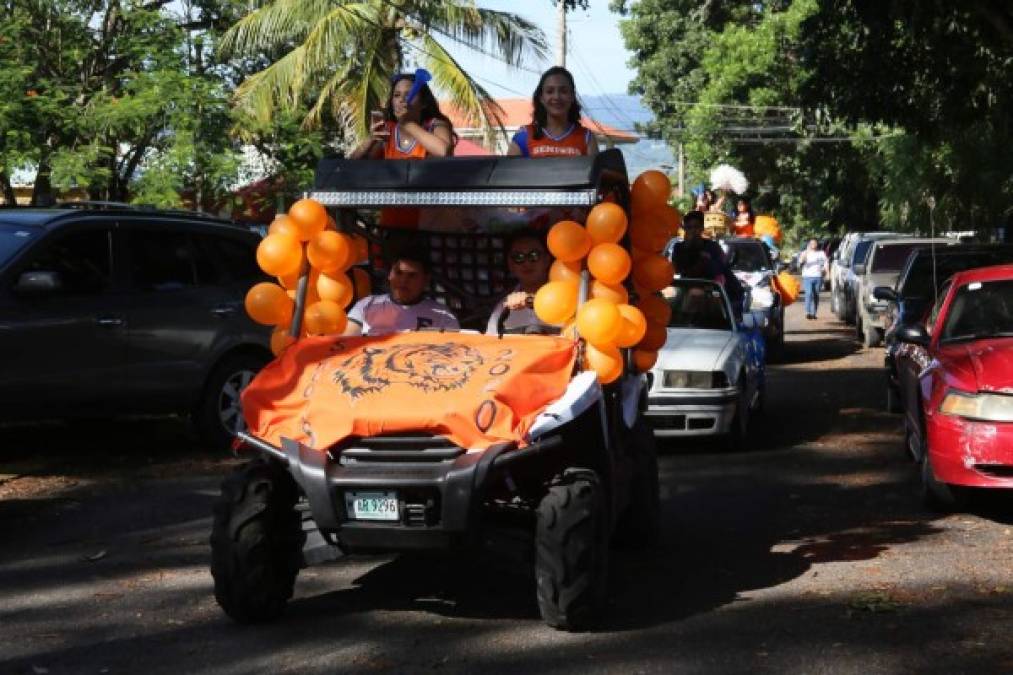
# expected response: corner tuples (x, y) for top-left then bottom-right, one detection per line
(345, 491), (399, 521)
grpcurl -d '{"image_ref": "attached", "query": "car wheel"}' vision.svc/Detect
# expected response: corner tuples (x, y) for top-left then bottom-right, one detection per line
(862, 322), (881, 348)
(195, 352), (269, 451)
(920, 450), (962, 512)
(210, 460), (305, 623)
(886, 381), (901, 413)
(536, 468), (609, 631)
(723, 379), (749, 452)
(830, 290), (839, 316)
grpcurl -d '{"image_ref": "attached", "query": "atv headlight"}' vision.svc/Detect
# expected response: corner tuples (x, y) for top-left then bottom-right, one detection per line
(939, 390), (1013, 422)
(663, 370), (729, 389)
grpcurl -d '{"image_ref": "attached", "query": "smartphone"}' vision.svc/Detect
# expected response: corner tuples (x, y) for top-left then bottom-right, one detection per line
(370, 110), (389, 137)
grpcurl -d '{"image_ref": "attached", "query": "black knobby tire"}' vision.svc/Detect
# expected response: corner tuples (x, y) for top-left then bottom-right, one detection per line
(886, 382), (901, 414)
(195, 352), (269, 451)
(615, 419), (660, 548)
(535, 469), (609, 631)
(210, 460), (305, 623)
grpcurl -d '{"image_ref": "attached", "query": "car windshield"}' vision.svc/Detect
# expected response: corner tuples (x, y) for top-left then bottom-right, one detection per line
(870, 243), (921, 273)
(0, 223), (39, 268)
(666, 281), (732, 331)
(901, 252), (1013, 298)
(941, 279), (1013, 343)
(726, 242), (771, 272)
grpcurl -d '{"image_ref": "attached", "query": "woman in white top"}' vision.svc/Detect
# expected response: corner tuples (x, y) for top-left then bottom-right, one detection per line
(798, 238), (828, 320)
(486, 230), (555, 334)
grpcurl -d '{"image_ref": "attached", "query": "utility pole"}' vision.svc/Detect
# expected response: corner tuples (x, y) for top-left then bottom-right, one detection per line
(556, 1), (566, 67)
(677, 142), (685, 197)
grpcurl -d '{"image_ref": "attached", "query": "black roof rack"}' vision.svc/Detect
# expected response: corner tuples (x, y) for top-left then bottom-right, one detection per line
(55, 201), (233, 223)
(310, 148), (628, 208)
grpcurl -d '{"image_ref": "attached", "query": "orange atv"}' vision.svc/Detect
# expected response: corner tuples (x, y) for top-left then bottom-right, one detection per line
(210, 150), (660, 631)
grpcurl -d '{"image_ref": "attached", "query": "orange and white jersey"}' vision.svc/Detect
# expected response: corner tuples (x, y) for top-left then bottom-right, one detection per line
(511, 123), (593, 158)
(382, 119), (442, 159)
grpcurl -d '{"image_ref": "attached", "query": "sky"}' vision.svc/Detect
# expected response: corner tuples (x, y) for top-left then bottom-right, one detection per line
(440, 1), (637, 101)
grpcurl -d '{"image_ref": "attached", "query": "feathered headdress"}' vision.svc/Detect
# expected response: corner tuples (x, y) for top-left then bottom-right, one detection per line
(710, 165), (749, 195)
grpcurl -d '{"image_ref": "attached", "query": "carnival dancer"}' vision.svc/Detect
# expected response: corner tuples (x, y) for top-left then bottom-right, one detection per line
(507, 67), (599, 158)
(350, 72), (455, 160)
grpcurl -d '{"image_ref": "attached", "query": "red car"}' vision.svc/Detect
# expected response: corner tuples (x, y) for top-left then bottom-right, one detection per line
(895, 264), (1013, 508)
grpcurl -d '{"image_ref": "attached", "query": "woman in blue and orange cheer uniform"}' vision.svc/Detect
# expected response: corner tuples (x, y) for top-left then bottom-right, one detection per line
(351, 72), (455, 160)
(508, 67), (599, 159)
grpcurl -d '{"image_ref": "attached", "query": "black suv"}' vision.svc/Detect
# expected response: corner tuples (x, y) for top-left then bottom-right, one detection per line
(876, 243), (1013, 412)
(0, 205), (272, 448)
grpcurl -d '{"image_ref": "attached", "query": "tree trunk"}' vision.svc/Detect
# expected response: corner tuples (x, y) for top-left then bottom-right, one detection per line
(31, 153), (54, 206)
(0, 171), (17, 206)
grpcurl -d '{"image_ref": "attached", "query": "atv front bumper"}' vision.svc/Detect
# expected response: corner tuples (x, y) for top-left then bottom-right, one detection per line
(238, 432), (559, 552)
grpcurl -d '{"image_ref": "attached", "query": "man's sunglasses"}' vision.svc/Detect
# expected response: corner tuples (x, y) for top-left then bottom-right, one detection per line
(510, 250), (543, 264)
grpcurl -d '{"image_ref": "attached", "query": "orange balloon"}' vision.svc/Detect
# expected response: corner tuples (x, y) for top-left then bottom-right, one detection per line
(547, 220), (591, 262)
(633, 349), (658, 373)
(268, 215), (300, 239)
(549, 259), (582, 284)
(631, 246), (652, 262)
(245, 282), (293, 326)
(637, 293), (672, 326)
(317, 271), (353, 307)
(584, 343), (623, 384)
(270, 327), (296, 357)
(350, 266), (372, 300)
(633, 254), (676, 292)
(773, 271), (800, 305)
(638, 321), (668, 351)
(629, 216), (671, 253)
(303, 300), (347, 335)
(288, 198), (328, 242)
(655, 205), (683, 237)
(307, 230), (351, 273)
(616, 304), (648, 348)
(631, 170), (671, 214)
(754, 215), (782, 244)
(586, 202), (628, 245)
(277, 268), (300, 290)
(576, 298), (623, 347)
(533, 280), (579, 325)
(257, 233), (303, 277)
(587, 243), (632, 285)
(590, 279), (629, 305)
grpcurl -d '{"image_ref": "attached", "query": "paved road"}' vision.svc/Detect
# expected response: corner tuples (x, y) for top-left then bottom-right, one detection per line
(2, 295), (1012, 674)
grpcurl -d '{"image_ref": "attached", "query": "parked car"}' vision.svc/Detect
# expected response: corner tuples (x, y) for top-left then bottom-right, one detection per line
(894, 265), (1013, 508)
(0, 205), (272, 448)
(832, 232), (909, 323)
(645, 278), (765, 450)
(854, 237), (953, 347)
(877, 244), (1013, 412)
(721, 237), (785, 359)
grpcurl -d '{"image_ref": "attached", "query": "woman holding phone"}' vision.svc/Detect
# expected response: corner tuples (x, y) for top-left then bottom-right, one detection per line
(507, 66), (599, 159)
(350, 72), (455, 160)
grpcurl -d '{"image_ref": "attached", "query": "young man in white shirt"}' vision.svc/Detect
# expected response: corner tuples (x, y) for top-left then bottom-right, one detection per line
(344, 251), (458, 336)
(486, 229), (556, 335)
(798, 238), (828, 320)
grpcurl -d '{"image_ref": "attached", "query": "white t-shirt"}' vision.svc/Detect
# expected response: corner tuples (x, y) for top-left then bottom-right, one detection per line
(347, 294), (459, 335)
(485, 289), (554, 334)
(799, 249), (828, 278)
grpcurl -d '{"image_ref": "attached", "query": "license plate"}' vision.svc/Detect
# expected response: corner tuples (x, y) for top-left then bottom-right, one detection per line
(345, 491), (399, 521)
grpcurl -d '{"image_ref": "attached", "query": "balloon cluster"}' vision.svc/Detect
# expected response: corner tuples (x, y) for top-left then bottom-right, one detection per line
(244, 198), (371, 356)
(772, 271), (800, 306)
(534, 170), (680, 384)
(753, 215), (783, 245)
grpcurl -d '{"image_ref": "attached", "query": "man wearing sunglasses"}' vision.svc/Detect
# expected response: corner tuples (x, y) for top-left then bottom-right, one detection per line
(486, 229), (555, 334)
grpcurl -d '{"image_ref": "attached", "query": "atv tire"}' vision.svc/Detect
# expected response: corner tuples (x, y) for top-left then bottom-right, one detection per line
(615, 420), (660, 548)
(211, 460), (305, 623)
(535, 469), (608, 631)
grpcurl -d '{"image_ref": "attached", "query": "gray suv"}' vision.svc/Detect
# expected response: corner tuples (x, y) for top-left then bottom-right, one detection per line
(0, 205), (272, 448)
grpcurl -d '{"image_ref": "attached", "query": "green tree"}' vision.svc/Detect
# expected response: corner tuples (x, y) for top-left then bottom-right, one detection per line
(219, 0), (547, 142)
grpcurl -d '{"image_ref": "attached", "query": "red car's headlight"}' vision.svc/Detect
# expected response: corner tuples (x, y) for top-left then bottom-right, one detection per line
(939, 390), (1013, 422)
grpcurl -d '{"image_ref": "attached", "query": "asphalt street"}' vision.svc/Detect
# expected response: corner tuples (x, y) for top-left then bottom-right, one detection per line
(2, 293), (1012, 674)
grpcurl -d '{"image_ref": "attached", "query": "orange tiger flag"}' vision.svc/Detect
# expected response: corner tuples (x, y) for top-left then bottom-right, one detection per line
(242, 332), (578, 451)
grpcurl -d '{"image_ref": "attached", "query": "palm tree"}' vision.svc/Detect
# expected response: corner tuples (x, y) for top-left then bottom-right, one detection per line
(220, 0), (547, 144)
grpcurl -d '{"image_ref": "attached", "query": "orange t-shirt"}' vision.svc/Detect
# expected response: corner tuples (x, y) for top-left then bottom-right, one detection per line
(511, 123), (592, 158)
(382, 119), (443, 159)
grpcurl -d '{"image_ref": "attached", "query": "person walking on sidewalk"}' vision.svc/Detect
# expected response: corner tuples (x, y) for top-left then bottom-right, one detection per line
(799, 238), (828, 320)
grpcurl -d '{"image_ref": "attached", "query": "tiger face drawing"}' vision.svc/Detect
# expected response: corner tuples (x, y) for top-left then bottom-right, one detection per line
(333, 342), (484, 399)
